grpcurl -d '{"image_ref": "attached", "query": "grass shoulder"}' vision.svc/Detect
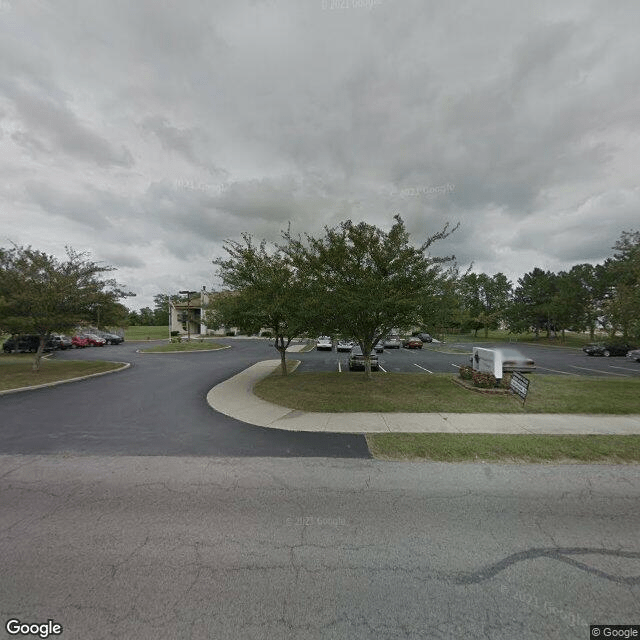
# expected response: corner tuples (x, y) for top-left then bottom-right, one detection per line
(0, 354), (126, 391)
(366, 433), (640, 463)
(253, 370), (640, 414)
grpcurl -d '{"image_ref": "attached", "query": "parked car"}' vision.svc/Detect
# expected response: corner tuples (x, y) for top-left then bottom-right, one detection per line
(348, 346), (379, 371)
(374, 340), (384, 353)
(82, 333), (106, 346)
(316, 336), (333, 351)
(2, 334), (55, 353)
(416, 333), (433, 343)
(336, 339), (355, 352)
(583, 343), (635, 357)
(403, 337), (423, 349)
(498, 348), (536, 372)
(383, 335), (402, 349)
(71, 335), (90, 348)
(625, 348), (640, 362)
(96, 331), (124, 345)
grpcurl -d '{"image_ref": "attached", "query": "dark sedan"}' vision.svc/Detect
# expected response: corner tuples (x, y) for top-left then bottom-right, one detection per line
(583, 343), (635, 357)
(625, 348), (640, 362)
(98, 332), (124, 345)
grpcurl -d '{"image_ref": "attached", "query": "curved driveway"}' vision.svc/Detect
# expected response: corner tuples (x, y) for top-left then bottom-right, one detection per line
(0, 339), (369, 458)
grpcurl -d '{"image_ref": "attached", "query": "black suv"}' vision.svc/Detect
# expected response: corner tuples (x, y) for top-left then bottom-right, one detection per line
(2, 334), (57, 353)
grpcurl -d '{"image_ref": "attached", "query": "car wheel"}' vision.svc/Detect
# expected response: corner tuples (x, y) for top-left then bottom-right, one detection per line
(603, 350), (610, 357)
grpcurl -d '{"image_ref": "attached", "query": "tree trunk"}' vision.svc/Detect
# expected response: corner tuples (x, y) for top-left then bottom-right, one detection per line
(32, 337), (45, 372)
(279, 347), (287, 375)
(364, 356), (372, 380)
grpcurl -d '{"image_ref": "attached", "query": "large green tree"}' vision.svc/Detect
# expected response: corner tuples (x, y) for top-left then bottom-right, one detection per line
(210, 234), (308, 375)
(0, 245), (132, 370)
(283, 215), (458, 377)
(506, 268), (558, 338)
(460, 272), (512, 337)
(602, 230), (640, 341)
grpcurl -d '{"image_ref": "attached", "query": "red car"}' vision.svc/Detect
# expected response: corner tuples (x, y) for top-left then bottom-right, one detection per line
(402, 338), (423, 349)
(81, 333), (106, 347)
(72, 336), (90, 348)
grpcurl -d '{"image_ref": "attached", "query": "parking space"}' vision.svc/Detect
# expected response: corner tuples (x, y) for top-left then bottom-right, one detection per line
(296, 342), (640, 377)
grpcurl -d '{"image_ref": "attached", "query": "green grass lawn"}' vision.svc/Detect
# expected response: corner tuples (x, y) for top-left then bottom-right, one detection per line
(124, 326), (170, 340)
(0, 354), (126, 391)
(253, 371), (640, 414)
(366, 433), (640, 463)
(139, 340), (226, 352)
(435, 329), (608, 349)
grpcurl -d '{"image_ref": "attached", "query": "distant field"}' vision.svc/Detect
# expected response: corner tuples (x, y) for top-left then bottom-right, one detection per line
(124, 326), (170, 340)
(434, 329), (607, 349)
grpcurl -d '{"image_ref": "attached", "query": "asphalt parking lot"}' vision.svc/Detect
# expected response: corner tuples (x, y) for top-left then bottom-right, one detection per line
(299, 341), (640, 378)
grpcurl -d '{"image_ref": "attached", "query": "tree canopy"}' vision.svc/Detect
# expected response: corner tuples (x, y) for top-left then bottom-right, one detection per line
(210, 233), (308, 374)
(283, 215), (458, 376)
(0, 245), (133, 370)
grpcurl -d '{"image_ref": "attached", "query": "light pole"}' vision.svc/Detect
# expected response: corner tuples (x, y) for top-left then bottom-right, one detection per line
(179, 290), (197, 342)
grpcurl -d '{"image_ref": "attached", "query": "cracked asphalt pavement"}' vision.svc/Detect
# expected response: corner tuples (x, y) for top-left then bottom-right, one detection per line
(1, 455), (639, 639)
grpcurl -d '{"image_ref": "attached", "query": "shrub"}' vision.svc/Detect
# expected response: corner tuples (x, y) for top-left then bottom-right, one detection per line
(260, 331), (273, 338)
(170, 331), (180, 337)
(498, 373), (512, 389)
(459, 365), (474, 380)
(472, 371), (497, 388)
(225, 330), (236, 336)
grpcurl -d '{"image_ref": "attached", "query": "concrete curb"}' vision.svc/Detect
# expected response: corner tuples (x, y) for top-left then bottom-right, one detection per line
(206, 361), (640, 434)
(0, 362), (131, 396)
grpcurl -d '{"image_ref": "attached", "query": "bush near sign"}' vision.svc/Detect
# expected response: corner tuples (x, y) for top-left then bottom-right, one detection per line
(510, 371), (530, 403)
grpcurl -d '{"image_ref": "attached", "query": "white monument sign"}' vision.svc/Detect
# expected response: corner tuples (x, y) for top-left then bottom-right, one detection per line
(471, 347), (503, 379)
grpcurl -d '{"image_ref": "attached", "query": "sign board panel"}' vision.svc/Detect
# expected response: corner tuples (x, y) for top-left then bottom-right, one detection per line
(510, 371), (530, 402)
(472, 347), (503, 379)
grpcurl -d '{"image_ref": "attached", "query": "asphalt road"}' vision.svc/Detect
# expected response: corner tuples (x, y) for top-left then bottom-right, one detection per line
(1, 455), (638, 640)
(301, 341), (640, 377)
(0, 339), (369, 458)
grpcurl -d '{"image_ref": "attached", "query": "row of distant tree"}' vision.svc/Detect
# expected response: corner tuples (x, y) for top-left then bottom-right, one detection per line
(2, 225), (637, 373)
(202, 220), (639, 377)
(445, 230), (639, 342)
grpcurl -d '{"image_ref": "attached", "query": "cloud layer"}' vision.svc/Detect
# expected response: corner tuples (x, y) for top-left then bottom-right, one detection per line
(1, 0), (638, 309)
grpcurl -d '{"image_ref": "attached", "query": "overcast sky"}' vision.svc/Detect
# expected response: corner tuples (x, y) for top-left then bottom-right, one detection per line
(1, 0), (639, 311)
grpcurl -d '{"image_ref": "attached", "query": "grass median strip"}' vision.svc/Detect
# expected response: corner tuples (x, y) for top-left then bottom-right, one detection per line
(366, 433), (640, 463)
(0, 356), (126, 391)
(139, 341), (226, 352)
(253, 371), (640, 414)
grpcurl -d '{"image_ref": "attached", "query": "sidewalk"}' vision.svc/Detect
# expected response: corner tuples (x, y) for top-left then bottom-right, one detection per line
(206, 359), (640, 434)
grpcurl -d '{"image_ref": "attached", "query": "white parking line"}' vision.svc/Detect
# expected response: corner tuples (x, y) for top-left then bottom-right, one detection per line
(536, 366), (578, 375)
(413, 363), (432, 373)
(569, 365), (629, 377)
(450, 363), (464, 369)
(378, 365), (387, 372)
(608, 365), (640, 373)
(337, 361), (341, 373)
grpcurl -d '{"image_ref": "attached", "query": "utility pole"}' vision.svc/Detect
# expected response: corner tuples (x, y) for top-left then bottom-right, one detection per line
(179, 290), (197, 341)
